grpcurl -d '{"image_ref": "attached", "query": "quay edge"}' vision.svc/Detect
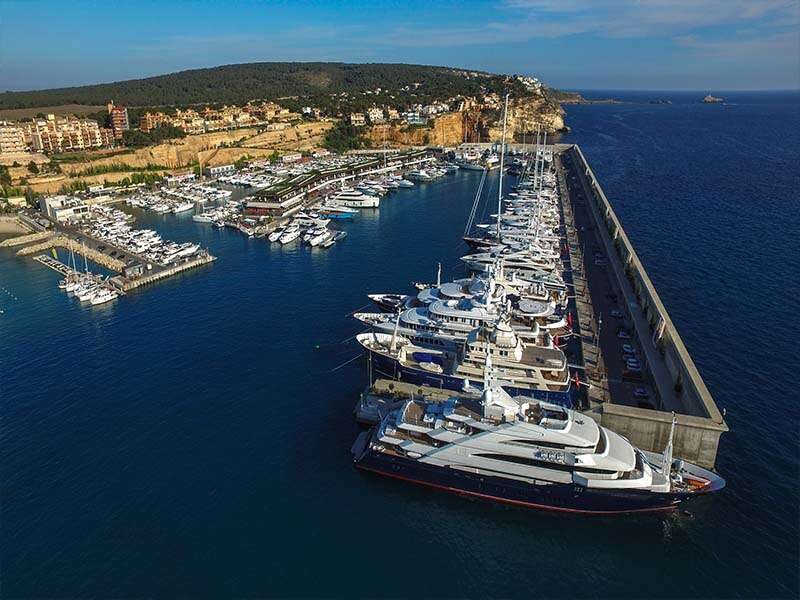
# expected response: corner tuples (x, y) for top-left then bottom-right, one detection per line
(558, 143), (727, 469)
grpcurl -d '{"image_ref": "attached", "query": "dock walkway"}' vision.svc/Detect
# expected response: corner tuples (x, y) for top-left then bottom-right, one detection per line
(117, 253), (216, 291)
(32, 254), (73, 276)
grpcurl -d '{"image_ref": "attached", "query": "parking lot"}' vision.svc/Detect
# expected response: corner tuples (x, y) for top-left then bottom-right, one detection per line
(558, 152), (660, 410)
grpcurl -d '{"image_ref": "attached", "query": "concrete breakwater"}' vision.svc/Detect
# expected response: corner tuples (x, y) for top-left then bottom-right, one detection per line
(16, 235), (126, 272)
(114, 254), (215, 291)
(0, 230), (51, 247)
(558, 143), (727, 468)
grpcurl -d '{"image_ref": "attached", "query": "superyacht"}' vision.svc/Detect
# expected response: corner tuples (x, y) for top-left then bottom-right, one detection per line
(352, 377), (725, 513)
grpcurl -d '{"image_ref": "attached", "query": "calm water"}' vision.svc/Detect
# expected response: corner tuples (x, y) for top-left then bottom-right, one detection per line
(2, 91), (798, 598)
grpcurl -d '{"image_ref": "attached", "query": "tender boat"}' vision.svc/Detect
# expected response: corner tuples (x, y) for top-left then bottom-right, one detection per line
(90, 288), (119, 305)
(279, 226), (301, 244)
(172, 201), (195, 214)
(268, 226), (285, 243)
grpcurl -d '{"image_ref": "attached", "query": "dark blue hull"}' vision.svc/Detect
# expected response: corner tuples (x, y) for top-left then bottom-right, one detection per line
(356, 448), (682, 514)
(369, 349), (573, 407)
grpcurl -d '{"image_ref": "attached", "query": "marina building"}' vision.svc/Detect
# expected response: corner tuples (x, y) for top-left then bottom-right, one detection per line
(281, 153), (303, 164)
(204, 164), (235, 176)
(40, 195), (89, 222)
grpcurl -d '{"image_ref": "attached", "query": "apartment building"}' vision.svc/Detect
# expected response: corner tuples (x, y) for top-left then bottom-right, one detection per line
(107, 101), (130, 139)
(367, 107), (385, 124)
(0, 121), (27, 154)
(25, 115), (114, 153)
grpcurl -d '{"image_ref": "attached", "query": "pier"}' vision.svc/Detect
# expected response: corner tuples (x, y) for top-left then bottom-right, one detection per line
(556, 143), (727, 468)
(114, 253), (216, 291)
(32, 254), (74, 275)
(356, 144), (727, 469)
(0, 230), (53, 248)
(6, 227), (215, 294)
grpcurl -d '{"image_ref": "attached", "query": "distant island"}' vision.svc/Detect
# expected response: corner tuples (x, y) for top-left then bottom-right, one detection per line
(703, 94), (724, 103)
(552, 91), (622, 105)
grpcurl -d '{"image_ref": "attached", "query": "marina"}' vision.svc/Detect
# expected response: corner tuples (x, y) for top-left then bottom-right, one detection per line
(2, 149), (445, 299)
(2, 91), (797, 597)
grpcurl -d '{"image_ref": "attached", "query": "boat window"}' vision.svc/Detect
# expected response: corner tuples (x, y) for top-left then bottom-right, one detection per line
(474, 453), (618, 475)
(473, 453), (573, 472)
(504, 439), (568, 450)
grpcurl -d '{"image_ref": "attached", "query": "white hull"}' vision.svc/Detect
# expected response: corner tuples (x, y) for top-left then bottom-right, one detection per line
(280, 230), (301, 244)
(329, 198), (380, 209)
(172, 202), (195, 214)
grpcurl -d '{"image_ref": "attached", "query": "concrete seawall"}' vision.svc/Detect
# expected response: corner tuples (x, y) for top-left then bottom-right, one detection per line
(561, 143), (727, 468)
(0, 230), (52, 247)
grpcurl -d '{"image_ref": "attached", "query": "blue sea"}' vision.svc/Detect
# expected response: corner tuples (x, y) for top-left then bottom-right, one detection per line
(2, 91), (798, 598)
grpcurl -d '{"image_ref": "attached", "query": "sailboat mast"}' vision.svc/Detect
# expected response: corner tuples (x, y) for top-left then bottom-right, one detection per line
(496, 94), (510, 239)
(538, 131), (547, 194)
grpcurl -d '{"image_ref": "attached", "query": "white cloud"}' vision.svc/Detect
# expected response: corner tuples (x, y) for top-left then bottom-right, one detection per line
(506, 0), (800, 37)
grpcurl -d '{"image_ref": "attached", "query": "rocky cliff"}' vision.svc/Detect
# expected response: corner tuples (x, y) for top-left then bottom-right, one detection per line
(366, 94), (565, 148)
(486, 96), (565, 142)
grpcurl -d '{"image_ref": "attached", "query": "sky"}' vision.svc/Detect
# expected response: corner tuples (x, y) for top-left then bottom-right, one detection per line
(1, 0), (798, 92)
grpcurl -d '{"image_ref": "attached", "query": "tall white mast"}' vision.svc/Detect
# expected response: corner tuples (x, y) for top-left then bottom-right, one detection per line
(663, 412), (677, 487)
(496, 94), (510, 239)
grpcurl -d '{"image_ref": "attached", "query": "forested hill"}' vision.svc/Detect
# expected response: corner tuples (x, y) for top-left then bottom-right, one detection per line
(0, 62), (520, 109)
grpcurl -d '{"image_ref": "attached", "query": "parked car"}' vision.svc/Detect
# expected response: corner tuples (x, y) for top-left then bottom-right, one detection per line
(633, 387), (650, 399)
(617, 329), (632, 339)
(610, 309), (623, 318)
(622, 344), (636, 355)
(626, 358), (642, 369)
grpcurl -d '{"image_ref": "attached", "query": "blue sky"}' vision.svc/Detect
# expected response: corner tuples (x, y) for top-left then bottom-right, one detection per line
(1, 0), (798, 91)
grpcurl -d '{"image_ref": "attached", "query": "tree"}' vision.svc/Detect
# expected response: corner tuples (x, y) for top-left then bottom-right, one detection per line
(0, 165), (11, 188)
(268, 150), (280, 164)
(323, 121), (367, 153)
(27, 161), (39, 174)
(121, 124), (186, 148)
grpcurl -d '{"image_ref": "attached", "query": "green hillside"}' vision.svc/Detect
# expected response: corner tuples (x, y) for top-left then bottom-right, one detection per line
(0, 62), (525, 109)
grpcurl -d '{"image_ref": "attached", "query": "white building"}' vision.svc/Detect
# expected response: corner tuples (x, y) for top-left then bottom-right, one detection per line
(281, 152), (303, 164)
(204, 164), (235, 176)
(367, 108), (385, 124)
(40, 195), (89, 222)
(0, 121), (26, 154)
